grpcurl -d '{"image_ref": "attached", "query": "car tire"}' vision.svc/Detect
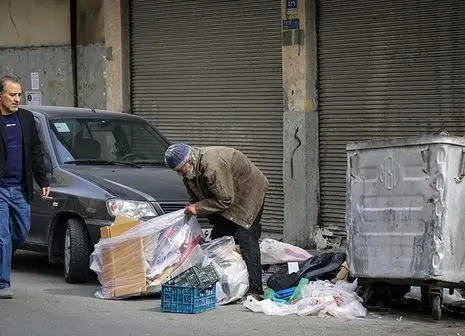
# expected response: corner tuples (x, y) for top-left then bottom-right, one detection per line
(64, 218), (90, 283)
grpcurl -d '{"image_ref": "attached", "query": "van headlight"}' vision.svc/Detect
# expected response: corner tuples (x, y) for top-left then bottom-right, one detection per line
(106, 199), (158, 218)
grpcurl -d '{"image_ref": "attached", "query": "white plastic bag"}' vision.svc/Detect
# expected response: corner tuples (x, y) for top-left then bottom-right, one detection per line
(300, 280), (366, 319)
(201, 236), (249, 304)
(405, 286), (465, 305)
(260, 238), (312, 265)
(296, 296), (334, 316)
(324, 300), (368, 319)
(243, 296), (298, 316)
(243, 279), (366, 319)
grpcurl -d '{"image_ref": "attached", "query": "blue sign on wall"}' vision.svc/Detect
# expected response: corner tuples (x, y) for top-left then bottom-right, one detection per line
(282, 19), (299, 30)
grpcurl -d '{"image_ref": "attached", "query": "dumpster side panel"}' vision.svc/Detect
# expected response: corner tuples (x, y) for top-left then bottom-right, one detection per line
(441, 148), (465, 284)
(346, 137), (465, 284)
(346, 144), (435, 279)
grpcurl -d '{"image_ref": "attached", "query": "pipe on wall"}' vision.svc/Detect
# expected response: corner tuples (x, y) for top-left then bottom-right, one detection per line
(70, 0), (78, 107)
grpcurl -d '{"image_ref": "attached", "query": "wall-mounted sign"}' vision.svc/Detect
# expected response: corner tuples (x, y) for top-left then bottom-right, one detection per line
(30, 72), (40, 90)
(286, 0), (297, 15)
(283, 19), (300, 30)
(26, 91), (41, 106)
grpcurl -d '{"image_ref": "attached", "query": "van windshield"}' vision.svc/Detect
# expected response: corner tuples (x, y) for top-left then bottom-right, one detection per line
(48, 118), (169, 165)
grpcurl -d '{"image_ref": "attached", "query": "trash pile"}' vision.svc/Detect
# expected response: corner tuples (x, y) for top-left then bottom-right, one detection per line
(244, 279), (366, 319)
(90, 209), (366, 318)
(249, 244), (366, 319)
(90, 210), (206, 299)
(90, 210), (249, 305)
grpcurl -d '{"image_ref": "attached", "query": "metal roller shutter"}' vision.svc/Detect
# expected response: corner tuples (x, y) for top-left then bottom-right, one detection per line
(129, 0), (284, 232)
(317, 0), (465, 239)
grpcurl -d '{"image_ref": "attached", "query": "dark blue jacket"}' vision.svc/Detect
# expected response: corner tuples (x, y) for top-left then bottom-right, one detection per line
(0, 108), (49, 200)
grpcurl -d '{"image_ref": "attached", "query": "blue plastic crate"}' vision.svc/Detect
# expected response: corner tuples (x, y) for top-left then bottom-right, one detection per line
(161, 284), (216, 314)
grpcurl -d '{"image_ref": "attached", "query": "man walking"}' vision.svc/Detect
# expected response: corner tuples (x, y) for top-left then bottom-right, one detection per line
(165, 143), (268, 297)
(0, 75), (50, 299)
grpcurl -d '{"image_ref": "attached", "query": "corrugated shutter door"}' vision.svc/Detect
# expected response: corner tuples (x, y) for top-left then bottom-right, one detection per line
(130, 0), (284, 232)
(317, 0), (465, 239)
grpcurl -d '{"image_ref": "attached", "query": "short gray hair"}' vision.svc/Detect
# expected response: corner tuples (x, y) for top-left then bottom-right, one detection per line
(0, 75), (21, 93)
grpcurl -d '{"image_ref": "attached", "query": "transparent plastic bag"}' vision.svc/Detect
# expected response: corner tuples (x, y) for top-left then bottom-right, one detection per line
(405, 286), (465, 305)
(323, 300), (367, 319)
(260, 238), (312, 265)
(300, 280), (366, 319)
(243, 296), (298, 316)
(243, 279), (366, 319)
(90, 210), (206, 299)
(201, 236), (249, 304)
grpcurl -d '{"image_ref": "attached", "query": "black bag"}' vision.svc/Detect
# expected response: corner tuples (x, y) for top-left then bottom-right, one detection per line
(266, 252), (346, 291)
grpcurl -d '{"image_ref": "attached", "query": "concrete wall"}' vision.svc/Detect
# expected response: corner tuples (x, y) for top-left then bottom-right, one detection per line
(0, 0), (73, 106)
(0, 0), (108, 109)
(0, 48), (74, 107)
(0, 0), (70, 47)
(282, 0), (321, 249)
(77, 0), (107, 109)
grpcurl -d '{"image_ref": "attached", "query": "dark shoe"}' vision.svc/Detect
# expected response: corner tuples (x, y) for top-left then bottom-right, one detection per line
(247, 289), (264, 301)
(0, 287), (13, 299)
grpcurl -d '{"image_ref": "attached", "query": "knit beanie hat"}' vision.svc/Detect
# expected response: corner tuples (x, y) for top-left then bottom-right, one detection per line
(164, 143), (192, 170)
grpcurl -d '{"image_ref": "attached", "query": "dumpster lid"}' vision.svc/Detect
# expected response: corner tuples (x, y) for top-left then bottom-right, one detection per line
(346, 135), (465, 151)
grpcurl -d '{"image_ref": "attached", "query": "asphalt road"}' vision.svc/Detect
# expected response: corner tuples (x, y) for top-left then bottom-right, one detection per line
(1, 251), (464, 336)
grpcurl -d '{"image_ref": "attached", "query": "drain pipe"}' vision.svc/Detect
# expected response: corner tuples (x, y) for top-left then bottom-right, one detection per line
(70, 0), (78, 107)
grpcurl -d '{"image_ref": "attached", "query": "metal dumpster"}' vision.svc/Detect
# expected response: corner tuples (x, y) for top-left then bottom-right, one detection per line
(345, 135), (465, 320)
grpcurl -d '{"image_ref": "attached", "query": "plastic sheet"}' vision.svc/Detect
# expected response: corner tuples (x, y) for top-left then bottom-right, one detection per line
(404, 286), (465, 305)
(244, 279), (367, 319)
(90, 210), (206, 299)
(260, 238), (312, 265)
(201, 236), (249, 304)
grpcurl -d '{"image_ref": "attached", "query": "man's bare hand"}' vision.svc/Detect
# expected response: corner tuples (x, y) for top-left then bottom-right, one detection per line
(41, 186), (51, 198)
(185, 203), (197, 216)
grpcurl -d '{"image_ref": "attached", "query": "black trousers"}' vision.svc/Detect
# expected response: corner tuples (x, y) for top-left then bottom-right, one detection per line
(208, 207), (263, 293)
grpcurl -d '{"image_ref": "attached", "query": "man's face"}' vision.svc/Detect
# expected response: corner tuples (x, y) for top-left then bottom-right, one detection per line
(177, 162), (195, 179)
(0, 81), (22, 114)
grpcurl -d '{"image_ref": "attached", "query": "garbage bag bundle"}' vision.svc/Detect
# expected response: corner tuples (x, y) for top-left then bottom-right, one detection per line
(244, 279), (366, 319)
(201, 236), (249, 304)
(266, 252), (346, 291)
(90, 210), (206, 299)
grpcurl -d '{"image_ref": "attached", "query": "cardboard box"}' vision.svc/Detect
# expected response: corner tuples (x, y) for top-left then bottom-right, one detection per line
(99, 215), (148, 298)
(100, 215), (141, 239)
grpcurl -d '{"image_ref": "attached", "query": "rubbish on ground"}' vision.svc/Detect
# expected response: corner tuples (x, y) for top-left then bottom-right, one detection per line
(290, 278), (310, 302)
(266, 252), (346, 292)
(201, 236), (249, 304)
(262, 264), (284, 287)
(331, 261), (350, 283)
(90, 210), (206, 299)
(260, 238), (312, 265)
(264, 278), (310, 303)
(244, 279), (367, 319)
(404, 286), (465, 305)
